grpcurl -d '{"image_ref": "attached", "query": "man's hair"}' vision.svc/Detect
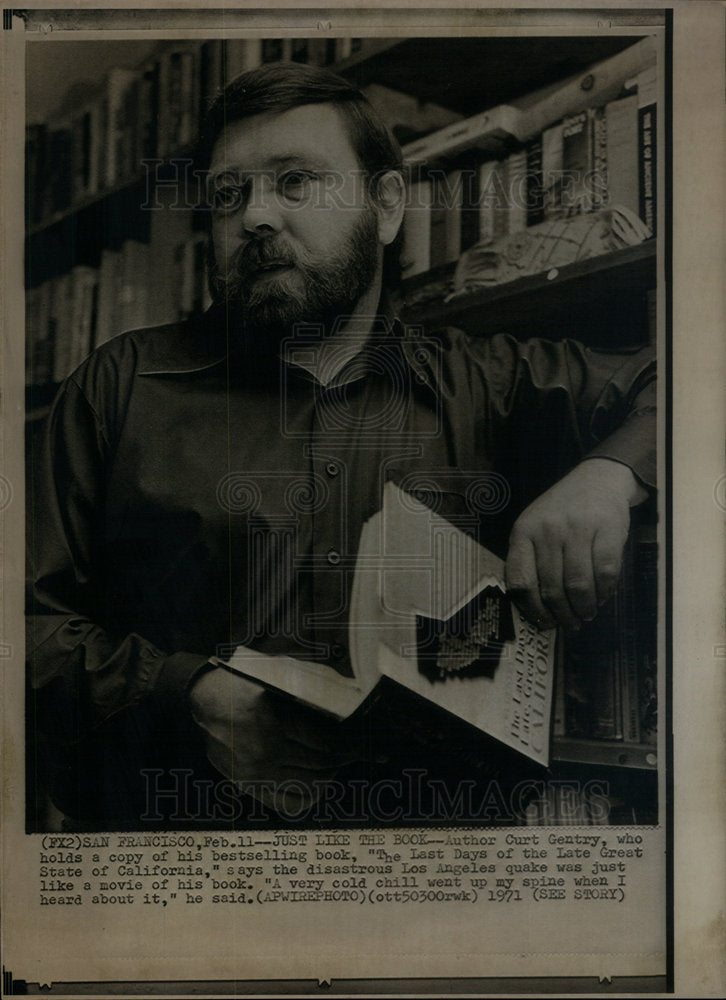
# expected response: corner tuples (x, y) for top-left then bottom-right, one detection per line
(196, 60), (405, 286)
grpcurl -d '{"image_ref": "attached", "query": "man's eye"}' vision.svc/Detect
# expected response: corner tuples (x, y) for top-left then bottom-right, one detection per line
(279, 171), (316, 199)
(212, 186), (243, 212)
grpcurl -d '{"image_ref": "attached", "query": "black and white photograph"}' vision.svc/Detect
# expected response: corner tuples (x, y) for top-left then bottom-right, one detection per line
(24, 26), (660, 833)
(2, 2), (724, 996)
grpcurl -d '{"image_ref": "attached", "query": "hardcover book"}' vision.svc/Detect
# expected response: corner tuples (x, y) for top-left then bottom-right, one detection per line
(219, 481), (557, 767)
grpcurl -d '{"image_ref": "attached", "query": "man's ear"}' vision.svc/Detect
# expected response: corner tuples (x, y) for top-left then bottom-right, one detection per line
(373, 170), (407, 246)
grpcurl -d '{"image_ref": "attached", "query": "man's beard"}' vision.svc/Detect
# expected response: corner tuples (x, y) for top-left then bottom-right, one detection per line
(207, 207), (380, 351)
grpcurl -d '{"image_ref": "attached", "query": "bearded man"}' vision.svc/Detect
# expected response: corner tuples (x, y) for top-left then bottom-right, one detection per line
(27, 62), (655, 830)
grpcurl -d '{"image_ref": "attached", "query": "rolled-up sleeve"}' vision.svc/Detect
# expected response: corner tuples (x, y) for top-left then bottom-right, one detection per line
(466, 333), (656, 490)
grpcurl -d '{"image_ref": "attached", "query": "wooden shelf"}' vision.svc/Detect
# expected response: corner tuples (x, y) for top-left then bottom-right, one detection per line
(552, 737), (657, 772)
(400, 241), (657, 348)
(339, 36), (645, 116)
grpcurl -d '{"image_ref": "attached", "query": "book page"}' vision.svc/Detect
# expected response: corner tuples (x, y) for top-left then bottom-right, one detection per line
(2, 3), (724, 998)
(364, 482), (555, 763)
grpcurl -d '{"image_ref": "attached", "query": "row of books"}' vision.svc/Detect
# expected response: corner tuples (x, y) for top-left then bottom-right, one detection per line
(521, 776), (657, 826)
(25, 233), (210, 387)
(550, 526), (658, 769)
(25, 37), (369, 227)
(401, 62), (657, 278)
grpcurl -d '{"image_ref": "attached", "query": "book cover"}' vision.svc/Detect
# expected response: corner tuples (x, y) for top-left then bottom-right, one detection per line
(220, 482), (556, 768)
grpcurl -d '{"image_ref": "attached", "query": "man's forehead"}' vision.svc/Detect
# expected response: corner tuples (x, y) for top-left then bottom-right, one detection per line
(208, 102), (358, 174)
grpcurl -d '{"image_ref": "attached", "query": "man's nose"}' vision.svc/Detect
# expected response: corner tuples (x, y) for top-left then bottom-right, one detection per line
(240, 174), (283, 237)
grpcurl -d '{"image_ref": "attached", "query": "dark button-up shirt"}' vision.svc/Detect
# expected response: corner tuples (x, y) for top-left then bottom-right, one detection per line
(27, 302), (655, 824)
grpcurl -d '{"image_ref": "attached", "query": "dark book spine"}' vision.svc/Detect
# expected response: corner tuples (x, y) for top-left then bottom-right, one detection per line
(617, 537), (641, 744)
(638, 102), (657, 236)
(635, 531), (658, 744)
(140, 65), (160, 160)
(459, 161), (480, 251)
(561, 110), (592, 215)
(262, 39), (284, 63)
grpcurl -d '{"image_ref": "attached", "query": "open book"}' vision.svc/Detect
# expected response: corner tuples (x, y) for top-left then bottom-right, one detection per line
(217, 482), (556, 766)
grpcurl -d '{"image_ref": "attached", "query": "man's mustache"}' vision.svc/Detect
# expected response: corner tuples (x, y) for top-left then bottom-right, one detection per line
(231, 240), (299, 277)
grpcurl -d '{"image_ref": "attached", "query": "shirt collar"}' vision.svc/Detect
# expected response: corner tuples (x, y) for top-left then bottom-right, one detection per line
(136, 296), (437, 396)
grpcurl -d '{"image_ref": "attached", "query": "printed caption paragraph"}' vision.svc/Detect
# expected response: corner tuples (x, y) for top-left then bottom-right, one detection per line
(37, 828), (653, 908)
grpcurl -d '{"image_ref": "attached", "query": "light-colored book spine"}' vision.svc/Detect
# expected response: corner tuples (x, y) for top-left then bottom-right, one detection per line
(401, 179), (433, 278)
(94, 248), (122, 347)
(605, 94), (639, 215)
(561, 109), (594, 215)
(104, 68), (139, 188)
(178, 48), (199, 149)
(118, 239), (151, 332)
(51, 273), (74, 383)
(225, 38), (263, 80)
(444, 169), (464, 260)
(541, 122), (563, 218)
(429, 171), (465, 268)
(69, 266), (99, 371)
(478, 159), (509, 244)
(506, 149), (528, 233)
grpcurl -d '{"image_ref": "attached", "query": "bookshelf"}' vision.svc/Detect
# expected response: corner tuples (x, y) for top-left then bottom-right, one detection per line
(25, 33), (660, 824)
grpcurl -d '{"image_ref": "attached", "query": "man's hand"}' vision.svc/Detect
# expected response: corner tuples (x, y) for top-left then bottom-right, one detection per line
(188, 661), (364, 812)
(505, 459), (648, 632)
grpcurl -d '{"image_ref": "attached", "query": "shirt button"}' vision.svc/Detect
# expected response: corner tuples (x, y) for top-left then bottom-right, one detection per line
(327, 549), (341, 565)
(325, 461), (340, 477)
(331, 643), (345, 660)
